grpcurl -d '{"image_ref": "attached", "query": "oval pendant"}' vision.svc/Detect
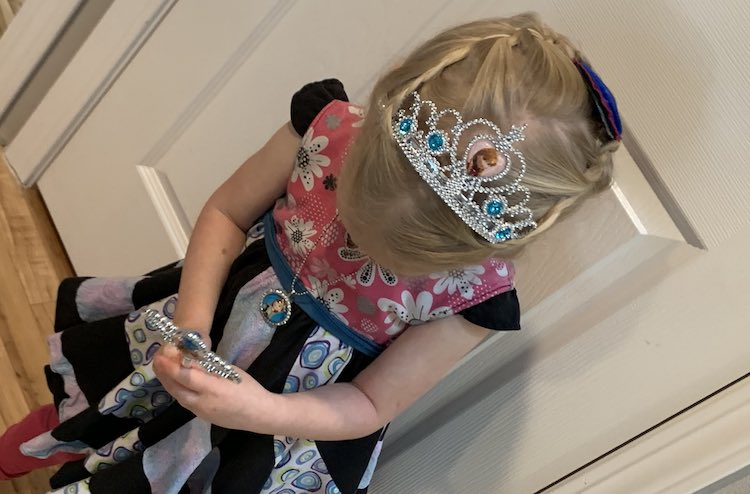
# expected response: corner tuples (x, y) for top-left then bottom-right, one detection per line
(260, 289), (292, 327)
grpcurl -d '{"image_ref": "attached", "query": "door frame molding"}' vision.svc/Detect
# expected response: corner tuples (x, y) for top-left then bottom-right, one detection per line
(4, 0), (177, 186)
(0, 0), (82, 122)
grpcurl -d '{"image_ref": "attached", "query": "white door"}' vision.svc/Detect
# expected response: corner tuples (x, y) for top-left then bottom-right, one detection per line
(6, 1), (750, 492)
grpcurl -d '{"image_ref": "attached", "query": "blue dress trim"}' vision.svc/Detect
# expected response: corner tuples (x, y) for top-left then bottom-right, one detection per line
(263, 212), (385, 358)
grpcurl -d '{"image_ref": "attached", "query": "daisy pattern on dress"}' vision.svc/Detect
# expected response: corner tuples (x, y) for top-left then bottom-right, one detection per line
(284, 216), (317, 256)
(308, 276), (349, 324)
(430, 265), (485, 300)
(338, 232), (397, 287)
(292, 128), (330, 191)
(377, 291), (453, 335)
(348, 105), (365, 127)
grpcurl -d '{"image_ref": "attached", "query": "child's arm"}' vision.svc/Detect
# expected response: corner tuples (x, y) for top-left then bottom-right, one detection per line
(266, 314), (492, 439)
(156, 314), (493, 440)
(171, 123), (298, 337)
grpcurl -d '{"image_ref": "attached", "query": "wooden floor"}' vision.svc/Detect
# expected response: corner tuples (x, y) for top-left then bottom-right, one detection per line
(0, 150), (75, 493)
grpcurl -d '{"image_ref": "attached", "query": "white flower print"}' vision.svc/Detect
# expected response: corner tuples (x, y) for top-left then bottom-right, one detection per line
(495, 262), (509, 277)
(341, 274), (357, 288)
(348, 105), (365, 127)
(286, 192), (297, 208)
(377, 291), (453, 336)
(308, 276), (349, 324)
(284, 216), (317, 256)
(292, 128), (330, 191)
(430, 265), (485, 300)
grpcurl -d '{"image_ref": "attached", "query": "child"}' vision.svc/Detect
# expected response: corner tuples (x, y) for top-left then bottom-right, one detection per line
(1, 13), (620, 493)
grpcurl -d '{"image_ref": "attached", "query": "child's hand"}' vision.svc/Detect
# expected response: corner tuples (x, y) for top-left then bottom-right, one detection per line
(153, 345), (273, 431)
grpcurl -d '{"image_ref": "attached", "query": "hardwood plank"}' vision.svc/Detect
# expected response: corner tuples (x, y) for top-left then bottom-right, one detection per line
(0, 335), (53, 494)
(0, 156), (67, 304)
(8, 470), (53, 494)
(0, 241), (53, 408)
(0, 481), (18, 494)
(0, 151), (70, 490)
(23, 187), (75, 281)
(0, 313), (35, 417)
(30, 303), (55, 335)
(0, 336), (31, 424)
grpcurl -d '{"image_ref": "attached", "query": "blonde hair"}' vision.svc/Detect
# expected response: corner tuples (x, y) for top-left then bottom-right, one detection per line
(338, 13), (619, 274)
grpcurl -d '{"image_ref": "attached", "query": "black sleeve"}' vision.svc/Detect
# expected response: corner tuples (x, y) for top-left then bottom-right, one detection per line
(458, 289), (521, 331)
(290, 78), (349, 136)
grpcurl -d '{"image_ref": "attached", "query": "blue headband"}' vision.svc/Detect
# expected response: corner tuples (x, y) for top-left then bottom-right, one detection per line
(574, 59), (622, 141)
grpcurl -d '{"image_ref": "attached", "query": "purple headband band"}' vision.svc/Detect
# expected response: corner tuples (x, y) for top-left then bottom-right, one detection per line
(574, 59), (622, 141)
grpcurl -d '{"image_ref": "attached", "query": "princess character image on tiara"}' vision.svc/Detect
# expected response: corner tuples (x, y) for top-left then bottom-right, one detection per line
(1, 13), (621, 493)
(466, 140), (506, 177)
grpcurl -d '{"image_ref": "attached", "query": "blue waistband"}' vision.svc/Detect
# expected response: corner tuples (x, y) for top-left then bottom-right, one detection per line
(262, 212), (385, 358)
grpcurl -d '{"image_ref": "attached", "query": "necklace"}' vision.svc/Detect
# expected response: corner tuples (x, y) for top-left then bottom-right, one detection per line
(260, 211), (354, 327)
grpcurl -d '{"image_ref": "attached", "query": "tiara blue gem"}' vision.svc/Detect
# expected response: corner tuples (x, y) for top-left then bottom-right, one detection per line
(427, 132), (444, 151)
(486, 200), (504, 216)
(392, 92), (537, 243)
(495, 227), (513, 241)
(398, 118), (413, 134)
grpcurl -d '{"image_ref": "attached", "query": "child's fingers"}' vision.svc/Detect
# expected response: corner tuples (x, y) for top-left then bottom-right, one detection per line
(159, 344), (181, 360)
(153, 351), (202, 403)
(160, 373), (200, 404)
(154, 345), (218, 393)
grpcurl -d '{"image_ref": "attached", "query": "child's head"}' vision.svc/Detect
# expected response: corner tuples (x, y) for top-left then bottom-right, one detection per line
(337, 13), (619, 275)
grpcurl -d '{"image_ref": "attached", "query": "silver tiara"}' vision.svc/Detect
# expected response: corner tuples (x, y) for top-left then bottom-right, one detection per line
(391, 92), (536, 243)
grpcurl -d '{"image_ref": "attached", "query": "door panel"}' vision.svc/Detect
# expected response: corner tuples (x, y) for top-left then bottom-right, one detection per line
(23, 1), (749, 493)
(373, 147), (695, 492)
